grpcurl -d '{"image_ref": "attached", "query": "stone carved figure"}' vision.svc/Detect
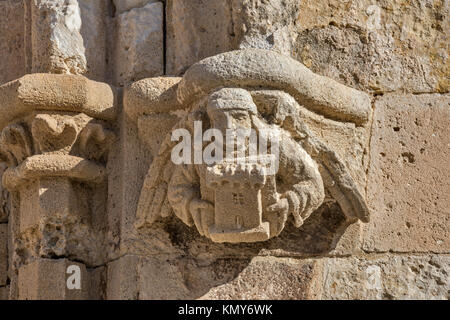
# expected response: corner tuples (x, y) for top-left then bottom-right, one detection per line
(135, 49), (371, 243)
(167, 88), (325, 242)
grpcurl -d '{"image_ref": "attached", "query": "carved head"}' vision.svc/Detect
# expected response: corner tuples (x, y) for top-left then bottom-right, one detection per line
(206, 88), (256, 132)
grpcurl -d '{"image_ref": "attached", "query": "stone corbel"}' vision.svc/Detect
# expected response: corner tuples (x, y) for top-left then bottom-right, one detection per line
(125, 49), (372, 246)
(0, 74), (118, 299)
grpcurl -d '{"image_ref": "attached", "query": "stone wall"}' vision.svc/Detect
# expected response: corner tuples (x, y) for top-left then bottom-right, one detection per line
(0, 0), (448, 300)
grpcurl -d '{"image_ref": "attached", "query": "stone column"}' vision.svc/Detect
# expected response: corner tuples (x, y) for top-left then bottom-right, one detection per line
(0, 74), (118, 299)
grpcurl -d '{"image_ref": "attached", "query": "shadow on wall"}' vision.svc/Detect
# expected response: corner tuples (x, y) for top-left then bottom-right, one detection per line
(132, 201), (348, 299)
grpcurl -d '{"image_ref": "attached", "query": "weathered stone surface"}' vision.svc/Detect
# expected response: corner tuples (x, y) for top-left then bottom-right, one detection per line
(166, 0), (302, 75)
(0, 73), (118, 129)
(0, 74), (118, 296)
(364, 94), (450, 253)
(115, 2), (164, 86)
(138, 256), (190, 299)
(31, 0), (87, 75)
(294, 0), (449, 93)
(165, 0), (449, 92)
(18, 259), (89, 300)
(199, 257), (322, 299)
(79, 0), (109, 81)
(166, 0), (235, 75)
(177, 49), (371, 125)
(135, 256), (322, 299)
(0, 224), (7, 286)
(124, 77), (182, 118)
(113, 0), (157, 14)
(232, 0), (300, 56)
(106, 255), (139, 299)
(0, 286), (9, 300)
(88, 266), (106, 300)
(0, 163), (9, 223)
(322, 255), (449, 300)
(0, 0), (26, 85)
(13, 177), (107, 267)
(0, 0), (112, 83)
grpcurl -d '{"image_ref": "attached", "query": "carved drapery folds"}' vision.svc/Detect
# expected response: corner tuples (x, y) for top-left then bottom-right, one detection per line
(128, 49), (372, 244)
(0, 74), (118, 298)
(0, 114), (112, 192)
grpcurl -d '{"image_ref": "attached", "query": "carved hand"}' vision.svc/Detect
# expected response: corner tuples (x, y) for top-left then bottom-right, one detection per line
(283, 190), (308, 228)
(267, 197), (289, 218)
(189, 198), (214, 238)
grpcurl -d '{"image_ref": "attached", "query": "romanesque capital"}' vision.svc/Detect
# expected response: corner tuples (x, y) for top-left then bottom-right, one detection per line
(0, 74), (118, 272)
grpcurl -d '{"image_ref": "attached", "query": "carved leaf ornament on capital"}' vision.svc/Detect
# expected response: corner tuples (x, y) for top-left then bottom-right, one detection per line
(135, 49), (372, 243)
(0, 75), (117, 191)
(0, 74), (117, 267)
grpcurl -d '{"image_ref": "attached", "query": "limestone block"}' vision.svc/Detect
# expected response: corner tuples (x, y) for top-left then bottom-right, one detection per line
(138, 257), (191, 300)
(166, 0), (235, 75)
(0, 73), (118, 129)
(231, 0), (301, 56)
(113, 0), (157, 14)
(138, 114), (180, 156)
(0, 224), (7, 286)
(199, 257), (322, 300)
(88, 266), (106, 300)
(322, 255), (449, 300)
(0, 164), (9, 223)
(124, 77), (182, 118)
(106, 255), (139, 299)
(166, 0), (302, 75)
(19, 179), (73, 234)
(18, 259), (89, 300)
(0, 0), (26, 85)
(364, 94), (450, 252)
(9, 175), (103, 268)
(294, 0), (448, 93)
(137, 256), (322, 299)
(115, 2), (164, 86)
(31, 0), (87, 75)
(120, 77), (184, 254)
(0, 0), (109, 81)
(78, 0), (109, 81)
(0, 286), (9, 300)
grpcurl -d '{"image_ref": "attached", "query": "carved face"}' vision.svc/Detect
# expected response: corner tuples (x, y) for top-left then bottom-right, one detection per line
(209, 109), (252, 132)
(208, 109), (252, 155)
